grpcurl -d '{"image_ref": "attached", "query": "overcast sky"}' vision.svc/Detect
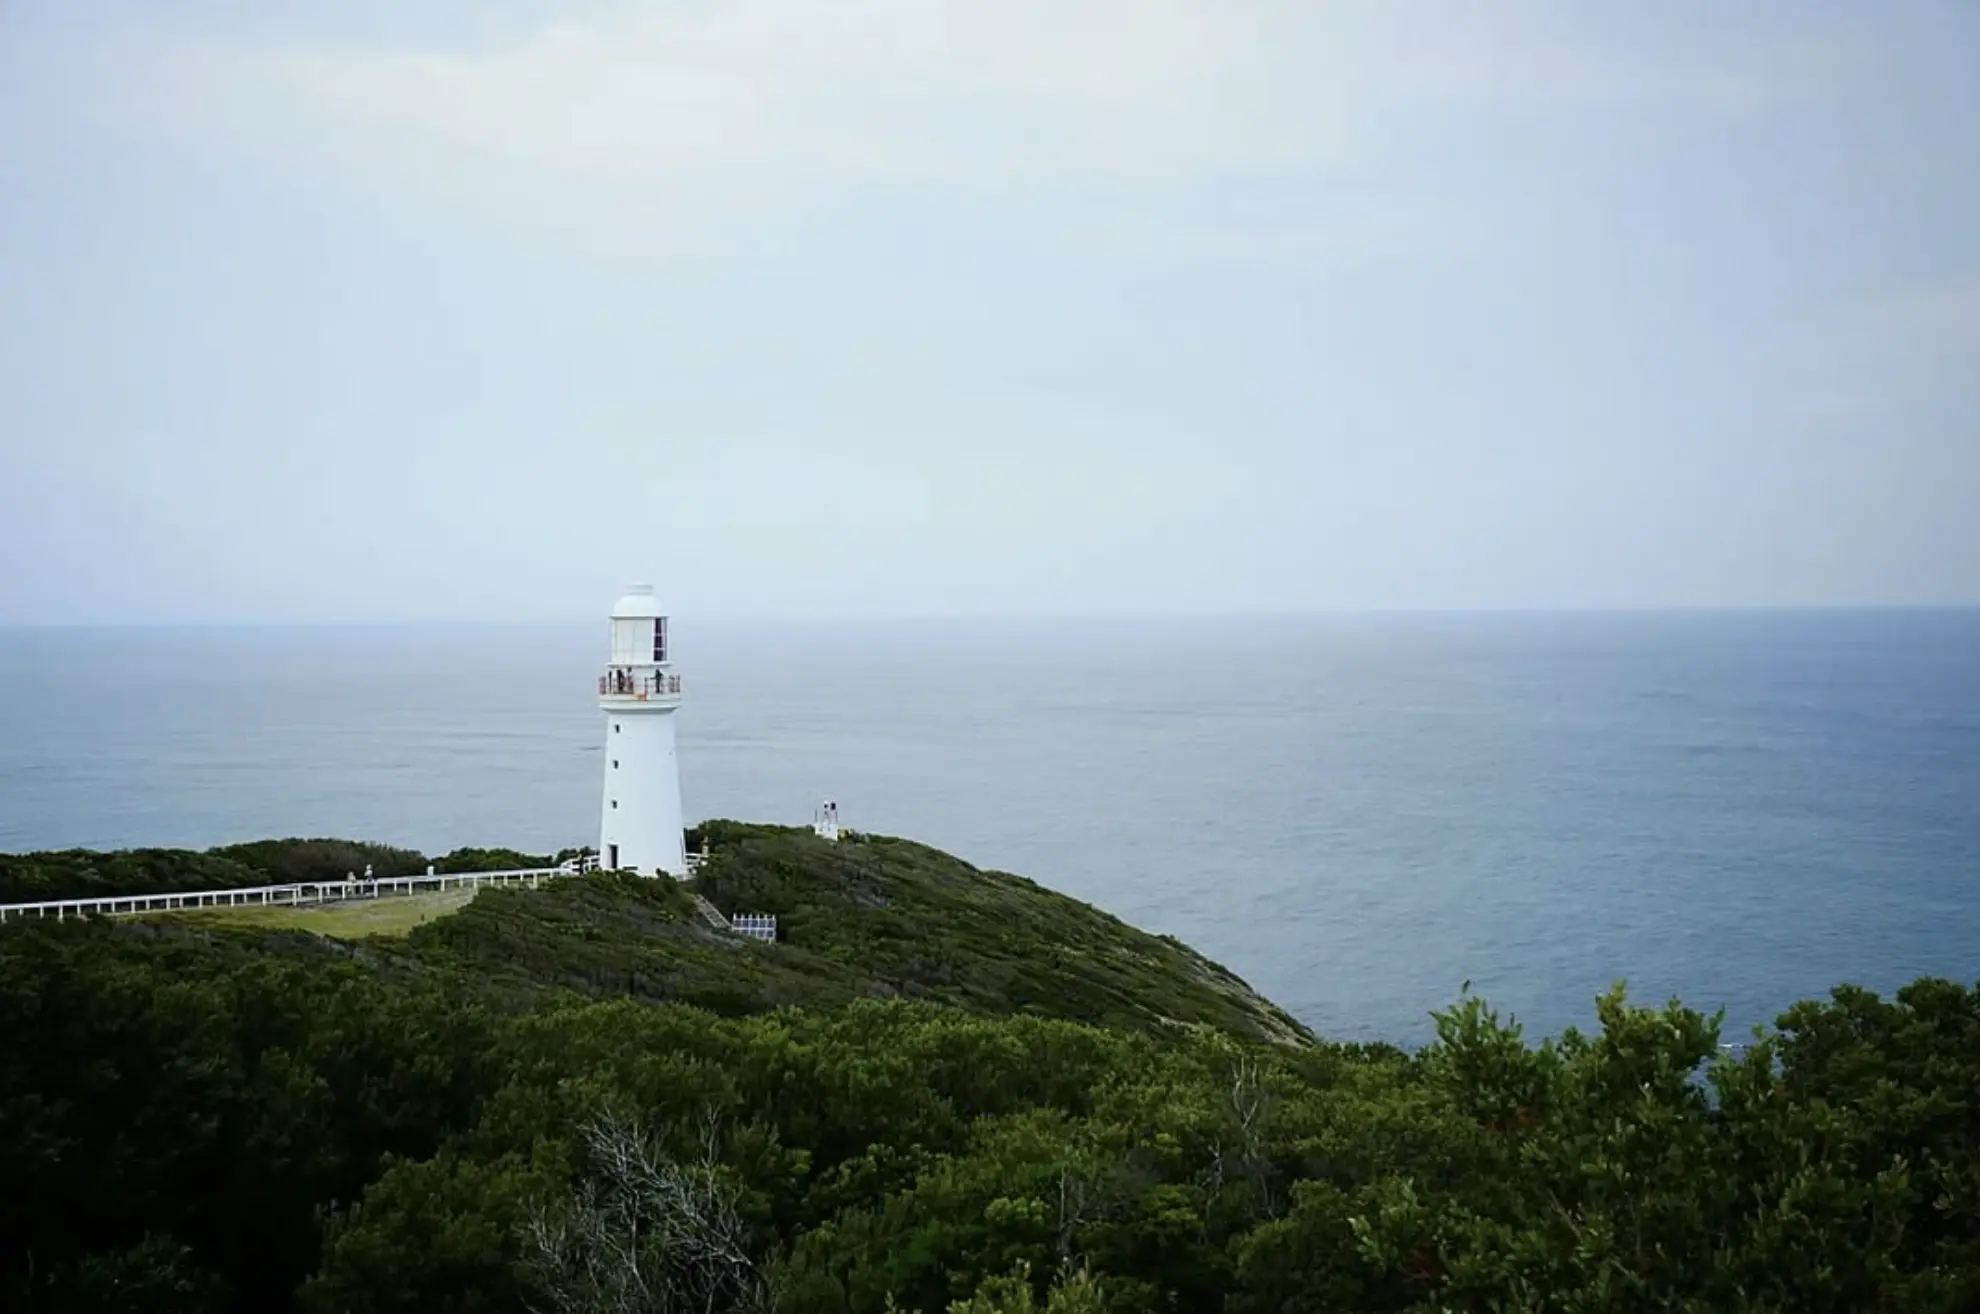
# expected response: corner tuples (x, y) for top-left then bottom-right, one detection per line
(2, 2), (1976, 623)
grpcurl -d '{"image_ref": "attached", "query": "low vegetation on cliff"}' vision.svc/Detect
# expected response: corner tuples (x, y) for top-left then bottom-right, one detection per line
(0, 837), (553, 904)
(415, 824), (1309, 1044)
(2, 826), (1977, 1312)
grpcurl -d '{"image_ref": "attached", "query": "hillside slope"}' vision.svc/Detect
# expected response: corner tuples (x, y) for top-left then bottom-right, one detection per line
(692, 823), (1311, 1043)
(406, 823), (1311, 1044)
(1, 824), (1310, 1044)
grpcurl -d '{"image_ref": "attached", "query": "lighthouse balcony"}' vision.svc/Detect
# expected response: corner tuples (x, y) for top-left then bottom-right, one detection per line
(598, 671), (683, 703)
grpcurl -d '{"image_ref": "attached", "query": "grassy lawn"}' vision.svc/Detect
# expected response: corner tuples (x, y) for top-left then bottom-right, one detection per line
(167, 888), (480, 939)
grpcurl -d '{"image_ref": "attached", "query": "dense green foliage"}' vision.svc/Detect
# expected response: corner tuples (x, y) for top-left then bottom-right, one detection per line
(206, 839), (433, 886)
(691, 826), (1312, 1043)
(0, 838), (553, 903)
(405, 827), (1307, 1042)
(433, 846), (559, 876)
(3, 826), (1977, 1312)
(407, 870), (877, 1017)
(0, 848), (271, 904)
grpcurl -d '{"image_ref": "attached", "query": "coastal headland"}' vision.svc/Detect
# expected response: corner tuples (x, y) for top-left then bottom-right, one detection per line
(2, 824), (1975, 1311)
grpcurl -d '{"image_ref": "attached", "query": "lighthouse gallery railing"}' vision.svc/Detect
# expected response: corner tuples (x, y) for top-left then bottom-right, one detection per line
(599, 672), (682, 697)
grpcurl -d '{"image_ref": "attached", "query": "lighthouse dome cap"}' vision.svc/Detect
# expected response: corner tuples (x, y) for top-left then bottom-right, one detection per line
(610, 582), (665, 620)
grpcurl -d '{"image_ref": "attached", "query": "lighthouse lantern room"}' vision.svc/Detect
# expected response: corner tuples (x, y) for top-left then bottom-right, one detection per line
(597, 583), (686, 877)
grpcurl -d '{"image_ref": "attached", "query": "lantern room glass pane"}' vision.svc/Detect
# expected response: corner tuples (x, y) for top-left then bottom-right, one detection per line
(652, 617), (667, 663)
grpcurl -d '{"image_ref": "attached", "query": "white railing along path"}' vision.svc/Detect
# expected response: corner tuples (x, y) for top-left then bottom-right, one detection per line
(0, 850), (764, 937)
(0, 865), (575, 924)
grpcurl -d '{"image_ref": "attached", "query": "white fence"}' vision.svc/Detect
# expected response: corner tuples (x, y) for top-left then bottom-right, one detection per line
(0, 851), (744, 933)
(0, 866), (568, 925)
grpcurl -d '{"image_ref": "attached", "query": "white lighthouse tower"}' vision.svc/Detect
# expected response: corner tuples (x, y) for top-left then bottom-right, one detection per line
(596, 583), (687, 877)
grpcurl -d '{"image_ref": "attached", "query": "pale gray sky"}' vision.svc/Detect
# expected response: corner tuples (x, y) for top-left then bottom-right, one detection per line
(2, 2), (1976, 623)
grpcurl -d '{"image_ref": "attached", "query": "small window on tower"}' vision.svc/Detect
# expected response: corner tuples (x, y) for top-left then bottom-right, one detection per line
(652, 617), (668, 663)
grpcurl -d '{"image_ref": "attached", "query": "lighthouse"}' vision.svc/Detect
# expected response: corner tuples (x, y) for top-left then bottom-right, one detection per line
(596, 583), (686, 877)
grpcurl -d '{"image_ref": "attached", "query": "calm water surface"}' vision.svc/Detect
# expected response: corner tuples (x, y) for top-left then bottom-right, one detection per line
(1, 611), (1975, 1045)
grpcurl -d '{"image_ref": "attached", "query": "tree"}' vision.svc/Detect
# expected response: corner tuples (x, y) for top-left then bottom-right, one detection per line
(520, 1113), (766, 1314)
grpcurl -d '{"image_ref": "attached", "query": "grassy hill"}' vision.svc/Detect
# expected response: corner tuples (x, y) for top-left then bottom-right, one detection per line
(406, 823), (1309, 1043)
(172, 888), (480, 938)
(688, 822), (1311, 1043)
(0, 824), (1310, 1044)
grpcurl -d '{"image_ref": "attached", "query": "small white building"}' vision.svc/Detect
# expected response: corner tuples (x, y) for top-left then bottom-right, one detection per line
(814, 800), (841, 842)
(597, 583), (686, 877)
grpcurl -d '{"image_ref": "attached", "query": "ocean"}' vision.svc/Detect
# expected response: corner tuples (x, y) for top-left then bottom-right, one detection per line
(1, 610), (1975, 1046)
